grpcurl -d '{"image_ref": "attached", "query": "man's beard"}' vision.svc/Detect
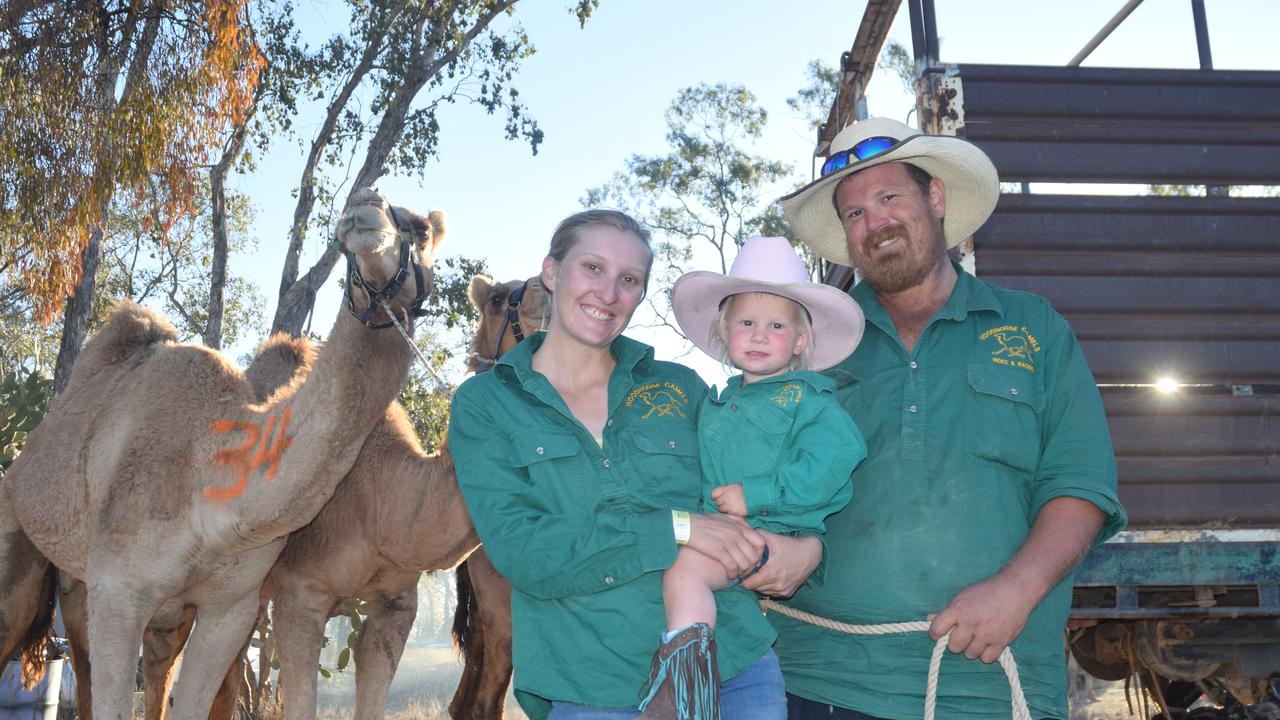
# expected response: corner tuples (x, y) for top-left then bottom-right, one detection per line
(853, 220), (948, 295)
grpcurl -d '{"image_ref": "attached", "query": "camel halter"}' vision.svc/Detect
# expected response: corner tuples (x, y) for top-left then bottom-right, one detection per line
(469, 279), (531, 373)
(342, 205), (432, 329)
(758, 600), (1031, 720)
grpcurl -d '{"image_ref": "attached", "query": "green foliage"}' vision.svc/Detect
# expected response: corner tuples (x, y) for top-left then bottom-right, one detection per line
(878, 39), (916, 95)
(787, 60), (840, 131)
(423, 256), (490, 331)
(96, 180), (266, 346)
(585, 83), (794, 339)
(0, 368), (53, 471)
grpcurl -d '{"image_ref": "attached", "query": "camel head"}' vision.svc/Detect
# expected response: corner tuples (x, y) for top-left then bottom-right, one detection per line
(465, 274), (550, 373)
(337, 187), (447, 328)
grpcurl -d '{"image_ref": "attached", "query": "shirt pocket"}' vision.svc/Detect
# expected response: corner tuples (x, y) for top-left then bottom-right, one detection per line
(964, 363), (1044, 476)
(630, 426), (701, 508)
(736, 400), (790, 474)
(509, 431), (586, 507)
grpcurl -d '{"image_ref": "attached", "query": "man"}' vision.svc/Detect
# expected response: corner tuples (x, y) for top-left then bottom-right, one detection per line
(763, 117), (1127, 719)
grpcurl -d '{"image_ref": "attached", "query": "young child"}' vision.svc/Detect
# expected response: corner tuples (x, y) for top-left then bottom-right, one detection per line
(638, 236), (868, 720)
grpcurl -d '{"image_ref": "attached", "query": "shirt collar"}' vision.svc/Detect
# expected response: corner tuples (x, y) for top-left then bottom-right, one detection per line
(850, 260), (1004, 330)
(494, 331), (655, 386)
(714, 369), (834, 401)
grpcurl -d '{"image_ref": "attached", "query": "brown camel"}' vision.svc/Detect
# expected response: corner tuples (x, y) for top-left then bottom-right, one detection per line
(447, 274), (548, 719)
(62, 273), (546, 720)
(0, 187), (441, 720)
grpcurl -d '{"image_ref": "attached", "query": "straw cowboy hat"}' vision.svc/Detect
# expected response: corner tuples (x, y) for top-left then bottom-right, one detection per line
(672, 236), (865, 371)
(779, 117), (999, 266)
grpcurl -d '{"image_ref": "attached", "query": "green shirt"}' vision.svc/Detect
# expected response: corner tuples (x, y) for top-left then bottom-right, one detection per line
(449, 332), (776, 719)
(771, 266), (1126, 720)
(699, 371), (864, 535)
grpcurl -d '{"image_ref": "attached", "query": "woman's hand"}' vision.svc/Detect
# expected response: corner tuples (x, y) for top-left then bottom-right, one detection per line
(687, 512), (766, 579)
(741, 533), (822, 598)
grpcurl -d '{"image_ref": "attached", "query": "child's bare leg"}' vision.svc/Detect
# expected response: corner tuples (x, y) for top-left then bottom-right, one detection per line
(662, 545), (731, 632)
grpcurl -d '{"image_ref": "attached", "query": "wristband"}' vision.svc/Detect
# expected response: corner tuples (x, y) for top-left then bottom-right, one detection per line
(672, 510), (691, 545)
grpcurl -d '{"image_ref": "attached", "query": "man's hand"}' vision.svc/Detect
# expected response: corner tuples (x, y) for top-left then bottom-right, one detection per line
(710, 483), (748, 516)
(928, 571), (1040, 664)
(687, 512), (765, 579)
(741, 533), (822, 598)
(931, 497), (1108, 663)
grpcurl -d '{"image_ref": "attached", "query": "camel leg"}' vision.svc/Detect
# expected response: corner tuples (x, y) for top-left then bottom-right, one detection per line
(271, 587), (333, 720)
(166, 592), (259, 720)
(353, 583), (418, 720)
(60, 580), (93, 720)
(85, 583), (156, 720)
(0, 506), (55, 680)
(469, 552), (513, 719)
(142, 608), (196, 720)
(449, 551), (512, 720)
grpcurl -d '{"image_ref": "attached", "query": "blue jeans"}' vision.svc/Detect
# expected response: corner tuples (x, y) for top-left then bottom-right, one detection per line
(547, 649), (787, 719)
(785, 694), (886, 720)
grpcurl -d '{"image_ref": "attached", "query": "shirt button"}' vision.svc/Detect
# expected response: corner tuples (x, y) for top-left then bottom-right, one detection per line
(604, 575), (615, 585)
(668, 440), (677, 449)
(1010, 387), (1019, 396)
(909, 361), (918, 370)
(602, 459), (612, 469)
(908, 405), (918, 413)
(535, 446), (544, 455)
(730, 404), (738, 412)
(607, 419), (614, 427)
(761, 510), (769, 516)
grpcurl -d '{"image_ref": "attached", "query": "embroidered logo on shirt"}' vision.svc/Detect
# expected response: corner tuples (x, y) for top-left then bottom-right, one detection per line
(980, 325), (1041, 372)
(771, 383), (804, 407)
(625, 382), (688, 419)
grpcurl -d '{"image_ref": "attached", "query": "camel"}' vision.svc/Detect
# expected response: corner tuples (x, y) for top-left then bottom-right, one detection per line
(58, 273), (546, 720)
(0, 187), (441, 720)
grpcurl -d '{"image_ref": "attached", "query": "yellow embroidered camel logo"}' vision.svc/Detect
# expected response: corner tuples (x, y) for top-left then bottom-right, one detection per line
(771, 383), (804, 407)
(992, 332), (1035, 365)
(638, 390), (687, 419)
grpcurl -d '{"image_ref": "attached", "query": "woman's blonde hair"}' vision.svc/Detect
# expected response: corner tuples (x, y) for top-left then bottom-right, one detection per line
(712, 292), (814, 372)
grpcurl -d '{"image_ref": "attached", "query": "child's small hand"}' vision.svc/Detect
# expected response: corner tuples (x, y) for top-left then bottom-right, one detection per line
(711, 483), (748, 516)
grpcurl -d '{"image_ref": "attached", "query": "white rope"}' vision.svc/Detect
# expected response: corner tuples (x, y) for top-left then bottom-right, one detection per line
(380, 301), (452, 395)
(759, 600), (1031, 720)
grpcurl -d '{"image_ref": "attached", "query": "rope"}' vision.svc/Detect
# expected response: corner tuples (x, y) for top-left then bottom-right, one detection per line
(759, 600), (1031, 720)
(380, 300), (452, 395)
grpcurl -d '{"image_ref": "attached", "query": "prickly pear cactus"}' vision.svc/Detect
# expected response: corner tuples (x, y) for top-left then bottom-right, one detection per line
(1, 368), (52, 471)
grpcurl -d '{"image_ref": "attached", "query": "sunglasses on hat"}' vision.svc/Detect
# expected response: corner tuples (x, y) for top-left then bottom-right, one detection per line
(820, 136), (900, 177)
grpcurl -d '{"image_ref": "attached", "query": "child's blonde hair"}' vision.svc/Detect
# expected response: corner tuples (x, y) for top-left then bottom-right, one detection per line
(712, 292), (814, 372)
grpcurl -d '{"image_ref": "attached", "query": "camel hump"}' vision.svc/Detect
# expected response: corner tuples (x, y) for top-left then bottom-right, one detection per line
(91, 300), (179, 364)
(245, 333), (316, 402)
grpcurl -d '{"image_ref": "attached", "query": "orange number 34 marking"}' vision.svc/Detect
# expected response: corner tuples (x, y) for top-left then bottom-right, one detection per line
(204, 407), (295, 501)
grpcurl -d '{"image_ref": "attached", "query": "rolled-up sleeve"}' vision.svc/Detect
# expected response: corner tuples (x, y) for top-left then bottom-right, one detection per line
(1029, 312), (1127, 545)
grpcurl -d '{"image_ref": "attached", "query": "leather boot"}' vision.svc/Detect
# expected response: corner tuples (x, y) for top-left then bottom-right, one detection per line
(637, 622), (720, 720)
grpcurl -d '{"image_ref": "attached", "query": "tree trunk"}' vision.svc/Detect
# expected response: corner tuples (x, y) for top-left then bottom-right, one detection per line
(206, 102), (255, 349)
(52, 226), (103, 395)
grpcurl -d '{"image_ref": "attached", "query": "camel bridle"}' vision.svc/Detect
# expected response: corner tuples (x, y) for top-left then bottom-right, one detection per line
(342, 205), (432, 330)
(471, 279), (531, 374)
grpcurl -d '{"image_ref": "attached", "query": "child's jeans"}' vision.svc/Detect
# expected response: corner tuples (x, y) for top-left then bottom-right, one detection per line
(546, 648), (787, 719)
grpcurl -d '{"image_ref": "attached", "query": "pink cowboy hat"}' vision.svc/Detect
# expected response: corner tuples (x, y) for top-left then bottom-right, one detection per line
(672, 236), (865, 371)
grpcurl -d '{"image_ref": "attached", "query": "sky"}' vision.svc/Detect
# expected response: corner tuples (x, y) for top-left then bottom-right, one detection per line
(230, 0), (1280, 382)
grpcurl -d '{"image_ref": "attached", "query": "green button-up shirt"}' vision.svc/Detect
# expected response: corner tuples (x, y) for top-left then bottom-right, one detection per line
(771, 266), (1126, 720)
(699, 371), (864, 535)
(449, 333), (776, 719)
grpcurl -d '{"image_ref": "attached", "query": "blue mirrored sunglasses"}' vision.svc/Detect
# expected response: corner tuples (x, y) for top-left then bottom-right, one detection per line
(820, 136), (900, 177)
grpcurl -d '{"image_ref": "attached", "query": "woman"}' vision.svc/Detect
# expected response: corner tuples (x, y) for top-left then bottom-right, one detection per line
(449, 210), (813, 719)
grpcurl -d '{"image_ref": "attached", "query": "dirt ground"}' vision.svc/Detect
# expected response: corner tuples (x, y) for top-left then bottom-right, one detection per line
(305, 646), (1154, 720)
